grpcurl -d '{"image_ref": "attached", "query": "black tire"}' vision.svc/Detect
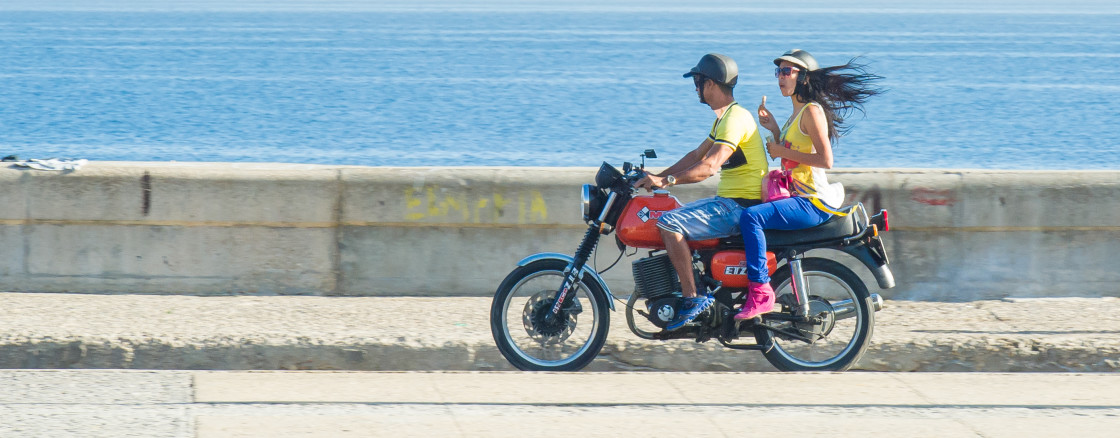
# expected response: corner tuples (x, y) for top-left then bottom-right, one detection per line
(490, 258), (611, 371)
(756, 258), (874, 372)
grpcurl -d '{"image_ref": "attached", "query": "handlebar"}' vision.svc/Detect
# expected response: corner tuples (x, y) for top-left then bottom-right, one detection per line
(595, 160), (650, 192)
(618, 162), (645, 183)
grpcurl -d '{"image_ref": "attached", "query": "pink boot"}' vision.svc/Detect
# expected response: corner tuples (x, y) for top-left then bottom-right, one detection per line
(734, 281), (776, 320)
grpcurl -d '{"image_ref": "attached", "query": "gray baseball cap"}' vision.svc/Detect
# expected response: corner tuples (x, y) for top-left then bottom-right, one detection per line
(774, 49), (819, 72)
(683, 53), (738, 87)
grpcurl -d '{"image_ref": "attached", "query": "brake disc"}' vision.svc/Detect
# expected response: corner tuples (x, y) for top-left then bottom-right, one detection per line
(522, 290), (579, 345)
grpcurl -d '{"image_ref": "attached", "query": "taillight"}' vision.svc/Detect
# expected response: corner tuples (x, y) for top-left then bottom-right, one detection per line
(870, 209), (889, 232)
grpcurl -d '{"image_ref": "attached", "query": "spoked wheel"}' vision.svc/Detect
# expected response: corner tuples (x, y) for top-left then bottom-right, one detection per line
(490, 259), (610, 371)
(757, 258), (874, 371)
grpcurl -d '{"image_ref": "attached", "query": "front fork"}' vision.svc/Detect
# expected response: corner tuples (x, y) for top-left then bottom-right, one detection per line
(545, 225), (601, 324)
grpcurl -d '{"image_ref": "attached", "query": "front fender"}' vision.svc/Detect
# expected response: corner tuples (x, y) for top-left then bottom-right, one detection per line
(516, 253), (617, 311)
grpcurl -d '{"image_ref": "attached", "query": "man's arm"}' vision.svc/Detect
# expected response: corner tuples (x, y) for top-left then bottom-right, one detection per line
(655, 139), (713, 178)
(636, 140), (732, 191)
(669, 142), (733, 185)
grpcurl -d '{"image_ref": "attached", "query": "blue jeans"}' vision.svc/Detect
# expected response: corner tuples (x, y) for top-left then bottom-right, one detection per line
(657, 196), (761, 241)
(740, 196), (832, 283)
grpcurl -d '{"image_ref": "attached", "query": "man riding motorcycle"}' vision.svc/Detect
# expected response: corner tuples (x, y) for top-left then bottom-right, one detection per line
(633, 53), (768, 330)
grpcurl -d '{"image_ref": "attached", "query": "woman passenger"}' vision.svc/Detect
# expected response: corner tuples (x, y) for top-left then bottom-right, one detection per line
(735, 49), (883, 320)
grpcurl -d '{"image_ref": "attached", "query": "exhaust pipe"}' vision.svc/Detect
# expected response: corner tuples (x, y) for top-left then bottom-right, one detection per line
(831, 294), (884, 320)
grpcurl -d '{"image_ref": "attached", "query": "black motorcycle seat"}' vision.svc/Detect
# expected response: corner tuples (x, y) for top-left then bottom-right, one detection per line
(717, 204), (862, 249)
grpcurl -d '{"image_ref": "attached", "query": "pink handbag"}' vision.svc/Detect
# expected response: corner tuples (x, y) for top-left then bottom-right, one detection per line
(762, 169), (792, 202)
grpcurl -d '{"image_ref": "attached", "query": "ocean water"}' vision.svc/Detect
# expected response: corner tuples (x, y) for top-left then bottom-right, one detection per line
(1, 0), (1118, 169)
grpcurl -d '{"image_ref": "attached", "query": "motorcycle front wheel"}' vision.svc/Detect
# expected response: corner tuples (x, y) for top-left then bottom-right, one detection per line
(490, 259), (611, 371)
(756, 258), (874, 372)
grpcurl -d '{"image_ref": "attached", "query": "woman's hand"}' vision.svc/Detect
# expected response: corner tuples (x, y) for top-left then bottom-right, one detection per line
(765, 138), (781, 160)
(757, 96), (779, 133)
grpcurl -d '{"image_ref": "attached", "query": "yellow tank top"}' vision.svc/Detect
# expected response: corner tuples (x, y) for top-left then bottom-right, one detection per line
(780, 102), (845, 213)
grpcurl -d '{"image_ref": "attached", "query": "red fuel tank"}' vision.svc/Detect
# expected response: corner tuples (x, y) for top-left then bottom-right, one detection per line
(616, 192), (718, 250)
(711, 250), (778, 288)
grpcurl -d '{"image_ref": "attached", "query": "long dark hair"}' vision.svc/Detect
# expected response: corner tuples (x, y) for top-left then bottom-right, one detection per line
(793, 58), (884, 142)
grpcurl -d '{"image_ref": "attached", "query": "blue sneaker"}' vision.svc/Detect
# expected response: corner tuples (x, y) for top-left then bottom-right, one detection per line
(666, 295), (715, 330)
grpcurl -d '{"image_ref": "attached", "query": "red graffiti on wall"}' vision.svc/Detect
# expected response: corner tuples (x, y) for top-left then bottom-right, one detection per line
(845, 185), (883, 213)
(910, 188), (955, 206)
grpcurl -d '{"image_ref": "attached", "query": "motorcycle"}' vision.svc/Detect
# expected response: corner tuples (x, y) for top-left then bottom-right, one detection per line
(490, 150), (894, 371)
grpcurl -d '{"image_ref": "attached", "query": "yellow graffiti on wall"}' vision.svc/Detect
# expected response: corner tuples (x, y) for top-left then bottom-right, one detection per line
(404, 186), (548, 223)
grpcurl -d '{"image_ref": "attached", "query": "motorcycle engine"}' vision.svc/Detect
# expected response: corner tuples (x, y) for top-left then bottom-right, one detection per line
(632, 253), (684, 329)
(645, 297), (680, 329)
(631, 253), (680, 300)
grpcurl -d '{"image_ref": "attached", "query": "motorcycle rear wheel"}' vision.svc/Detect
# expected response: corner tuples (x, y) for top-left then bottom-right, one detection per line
(756, 258), (874, 372)
(490, 259), (611, 371)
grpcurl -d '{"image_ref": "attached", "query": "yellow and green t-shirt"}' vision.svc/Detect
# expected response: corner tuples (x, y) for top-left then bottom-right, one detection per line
(708, 102), (767, 199)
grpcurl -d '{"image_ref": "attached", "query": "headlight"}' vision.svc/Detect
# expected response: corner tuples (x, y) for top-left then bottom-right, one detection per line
(581, 184), (593, 221)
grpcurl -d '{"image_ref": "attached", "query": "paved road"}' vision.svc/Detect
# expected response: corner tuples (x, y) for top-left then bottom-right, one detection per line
(2, 294), (1119, 372)
(1, 370), (1118, 437)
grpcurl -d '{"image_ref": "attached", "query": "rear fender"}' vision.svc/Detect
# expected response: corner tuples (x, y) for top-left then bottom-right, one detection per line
(839, 243), (896, 289)
(516, 253), (617, 311)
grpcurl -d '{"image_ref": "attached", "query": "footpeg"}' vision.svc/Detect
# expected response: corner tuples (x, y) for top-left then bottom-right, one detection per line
(719, 308), (738, 340)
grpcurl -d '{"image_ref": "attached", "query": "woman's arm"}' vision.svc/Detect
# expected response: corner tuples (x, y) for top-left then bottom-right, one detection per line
(767, 104), (833, 169)
(757, 96), (782, 141)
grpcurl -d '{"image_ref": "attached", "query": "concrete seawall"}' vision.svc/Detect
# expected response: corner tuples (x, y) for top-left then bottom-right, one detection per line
(2, 162), (1117, 300)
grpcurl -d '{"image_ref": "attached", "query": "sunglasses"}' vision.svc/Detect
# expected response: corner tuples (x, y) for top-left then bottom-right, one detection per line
(692, 75), (706, 87)
(774, 66), (800, 78)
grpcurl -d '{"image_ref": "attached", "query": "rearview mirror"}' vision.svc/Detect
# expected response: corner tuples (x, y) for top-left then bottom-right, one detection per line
(640, 149), (657, 170)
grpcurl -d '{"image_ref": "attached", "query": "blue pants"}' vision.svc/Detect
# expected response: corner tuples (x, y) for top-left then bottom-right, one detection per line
(740, 197), (832, 284)
(657, 196), (759, 240)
